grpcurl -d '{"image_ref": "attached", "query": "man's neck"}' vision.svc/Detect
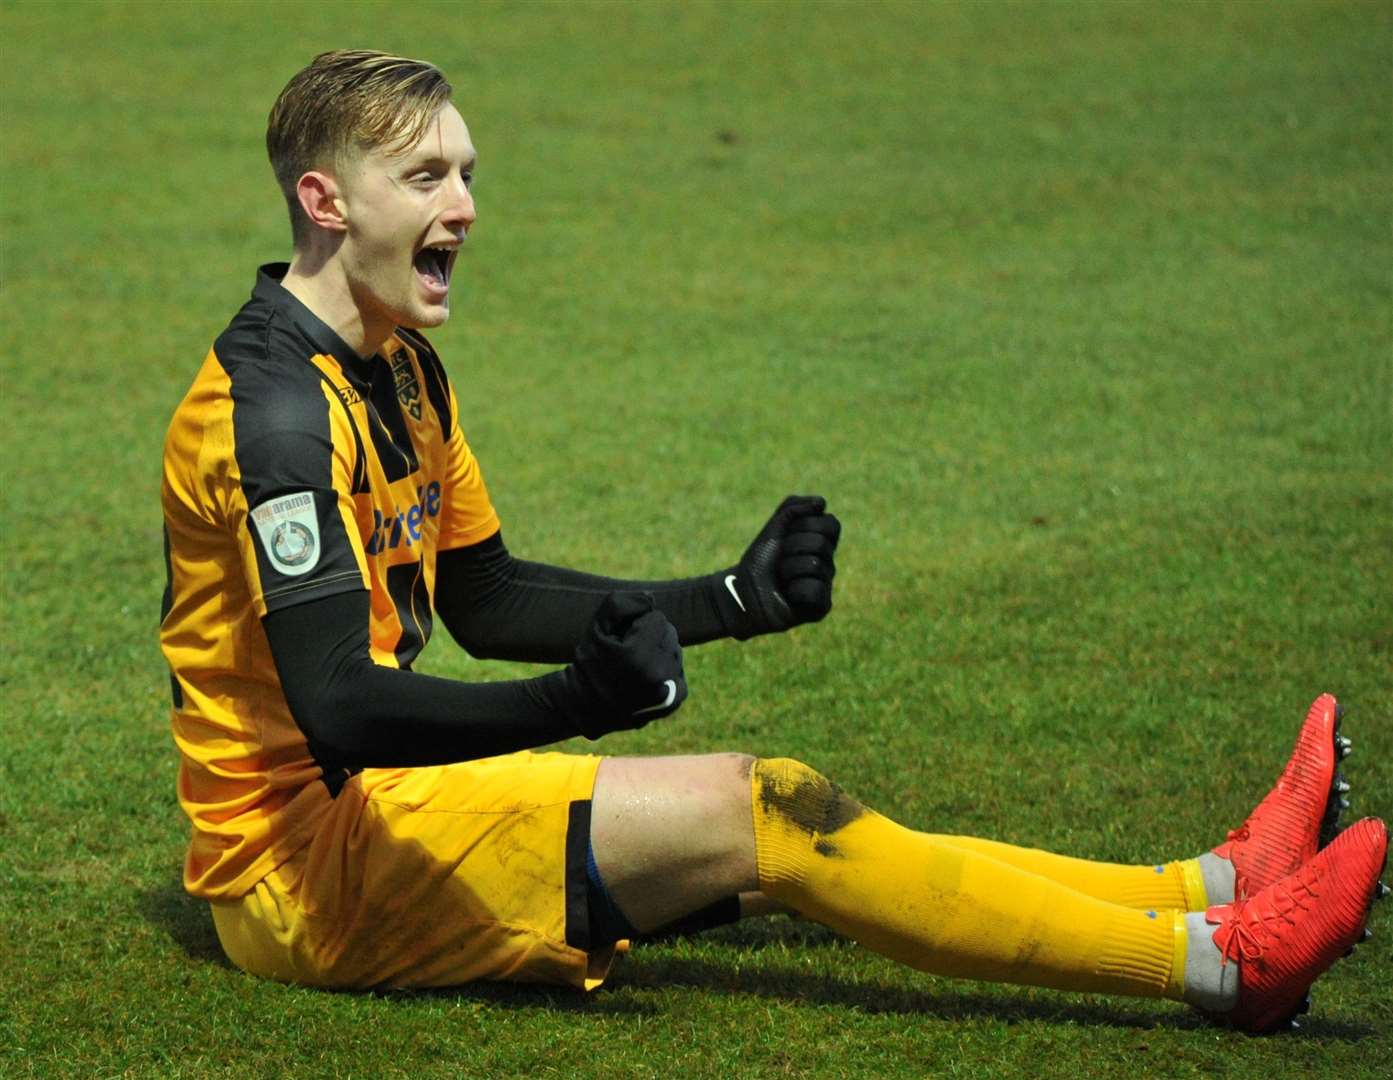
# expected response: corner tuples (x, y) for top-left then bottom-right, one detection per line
(280, 253), (391, 360)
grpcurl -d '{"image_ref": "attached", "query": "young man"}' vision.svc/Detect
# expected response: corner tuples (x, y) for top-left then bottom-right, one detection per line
(160, 50), (1386, 1030)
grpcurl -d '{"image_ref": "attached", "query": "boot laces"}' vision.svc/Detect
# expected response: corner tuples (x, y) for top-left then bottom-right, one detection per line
(1217, 869), (1320, 965)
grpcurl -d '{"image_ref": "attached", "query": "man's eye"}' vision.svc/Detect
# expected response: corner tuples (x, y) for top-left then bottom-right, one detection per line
(461, 171), (474, 189)
(411, 173), (439, 186)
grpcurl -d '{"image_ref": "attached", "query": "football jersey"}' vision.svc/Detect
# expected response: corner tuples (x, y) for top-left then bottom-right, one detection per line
(160, 264), (500, 899)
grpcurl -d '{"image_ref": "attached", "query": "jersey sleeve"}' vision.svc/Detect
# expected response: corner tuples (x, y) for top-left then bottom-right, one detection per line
(437, 380), (501, 551)
(232, 378), (370, 615)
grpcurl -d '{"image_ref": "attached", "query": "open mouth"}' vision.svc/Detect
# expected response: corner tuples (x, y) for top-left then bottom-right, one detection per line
(413, 245), (455, 292)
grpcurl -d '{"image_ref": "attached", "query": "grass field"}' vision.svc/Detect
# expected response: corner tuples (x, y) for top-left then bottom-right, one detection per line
(2, 0), (1390, 1076)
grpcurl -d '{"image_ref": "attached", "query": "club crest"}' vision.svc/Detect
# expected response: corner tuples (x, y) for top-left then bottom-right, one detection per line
(390, 350), (422, 420)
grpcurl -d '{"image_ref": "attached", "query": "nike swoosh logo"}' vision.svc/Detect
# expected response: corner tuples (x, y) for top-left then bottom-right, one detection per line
(723, 574), (746, 612)
(634, 679), (678, 716)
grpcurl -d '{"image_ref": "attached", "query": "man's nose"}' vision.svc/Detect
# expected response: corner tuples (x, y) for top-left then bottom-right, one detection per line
(441, 174), (476, 231)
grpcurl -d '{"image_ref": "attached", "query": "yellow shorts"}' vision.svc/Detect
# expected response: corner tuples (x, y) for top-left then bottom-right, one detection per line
(210, 750), (617, 990)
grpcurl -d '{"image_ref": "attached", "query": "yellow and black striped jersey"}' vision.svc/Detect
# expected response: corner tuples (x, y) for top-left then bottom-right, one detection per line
(160, 264), (500, 899)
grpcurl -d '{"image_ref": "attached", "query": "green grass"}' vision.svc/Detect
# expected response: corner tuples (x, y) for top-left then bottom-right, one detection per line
(2, 0), (1390, 1075)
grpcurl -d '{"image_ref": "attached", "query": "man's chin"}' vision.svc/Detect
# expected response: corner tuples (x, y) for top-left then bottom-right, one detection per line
(399, 301), (451, 331)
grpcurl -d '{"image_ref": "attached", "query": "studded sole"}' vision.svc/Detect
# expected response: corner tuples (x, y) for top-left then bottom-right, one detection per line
(1317, 702), (1348, 851)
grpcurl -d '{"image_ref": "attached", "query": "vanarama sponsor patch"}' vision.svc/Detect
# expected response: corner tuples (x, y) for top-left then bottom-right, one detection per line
(251, 491), (321, 577)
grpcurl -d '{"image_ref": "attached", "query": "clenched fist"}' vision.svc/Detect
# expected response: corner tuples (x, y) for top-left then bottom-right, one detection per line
(561, 592), (688, 739)
(714, 495), (841, 640)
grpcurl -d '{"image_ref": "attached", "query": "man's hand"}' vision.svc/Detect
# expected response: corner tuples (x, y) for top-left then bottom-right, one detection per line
(563, 592), (688, 739)
(716, 495), (841, 640)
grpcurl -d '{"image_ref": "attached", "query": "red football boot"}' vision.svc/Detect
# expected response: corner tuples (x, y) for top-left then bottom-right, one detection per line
(1214, 694), (1351, 900)
(1204, 816), (1388, 1034)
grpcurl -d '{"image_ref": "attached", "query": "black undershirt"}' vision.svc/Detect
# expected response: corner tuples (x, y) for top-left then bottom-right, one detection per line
(262, 530), (731, 774)
(433, 531), (730, 661)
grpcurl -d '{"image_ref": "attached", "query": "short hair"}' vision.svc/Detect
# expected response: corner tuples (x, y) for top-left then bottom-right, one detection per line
(267, 49), (453, 245)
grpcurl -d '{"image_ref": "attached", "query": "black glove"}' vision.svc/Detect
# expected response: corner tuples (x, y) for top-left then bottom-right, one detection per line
(713, 495), (841, 640)
(559, 592), (688, 739)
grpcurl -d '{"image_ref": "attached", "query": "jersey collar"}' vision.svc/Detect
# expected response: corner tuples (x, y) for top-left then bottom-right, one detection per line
(254, 263), (376, 384)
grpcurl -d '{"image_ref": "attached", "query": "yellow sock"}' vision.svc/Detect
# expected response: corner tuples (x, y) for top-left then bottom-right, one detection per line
(752, 759), (1187, 999)
(926, 835), (1210, 912)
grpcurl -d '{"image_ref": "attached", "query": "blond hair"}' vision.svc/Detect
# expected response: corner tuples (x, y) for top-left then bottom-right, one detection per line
(267, 49), (453, 244)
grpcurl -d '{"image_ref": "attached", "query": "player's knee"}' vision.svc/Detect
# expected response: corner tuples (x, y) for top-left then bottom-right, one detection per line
(708, 752), (757, 821)
(721, 752), (757, 783)
(751, 757), (866, 840)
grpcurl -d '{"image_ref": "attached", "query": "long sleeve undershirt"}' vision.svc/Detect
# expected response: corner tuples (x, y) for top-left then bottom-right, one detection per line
(262, 530), (734, 774)
(432, 530), (732, 662)
(263, 589), (583, 773)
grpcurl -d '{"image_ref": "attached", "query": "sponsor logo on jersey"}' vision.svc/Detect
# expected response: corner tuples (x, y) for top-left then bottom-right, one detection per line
(391, 349), (423, 421)
(336, 383), (363, 408)
(251, 491), (321, 577)
(365, 481), (442, 555)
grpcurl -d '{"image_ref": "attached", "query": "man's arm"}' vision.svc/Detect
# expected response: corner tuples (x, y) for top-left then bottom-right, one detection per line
(436, 495), (841, 664)
(263, 589), (686, 771)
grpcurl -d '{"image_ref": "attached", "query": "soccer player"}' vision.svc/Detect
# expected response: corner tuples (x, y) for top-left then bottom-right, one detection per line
(160, 50), (1386, 1032)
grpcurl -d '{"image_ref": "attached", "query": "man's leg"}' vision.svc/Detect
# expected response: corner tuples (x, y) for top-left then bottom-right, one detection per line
(592, 752), (1190, 997)
(589, 751), (1386, 1031)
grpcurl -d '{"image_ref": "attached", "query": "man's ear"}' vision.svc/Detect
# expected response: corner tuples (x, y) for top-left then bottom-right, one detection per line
(295, 171), (348, 234)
